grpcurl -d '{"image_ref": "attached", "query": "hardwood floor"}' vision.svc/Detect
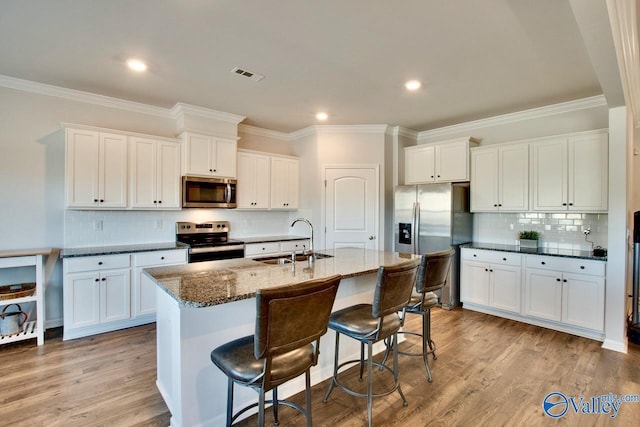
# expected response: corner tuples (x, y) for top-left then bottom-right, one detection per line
(1, 308), (639, 426)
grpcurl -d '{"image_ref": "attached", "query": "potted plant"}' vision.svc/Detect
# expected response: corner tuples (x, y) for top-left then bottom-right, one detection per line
(519, 230), (539, 249)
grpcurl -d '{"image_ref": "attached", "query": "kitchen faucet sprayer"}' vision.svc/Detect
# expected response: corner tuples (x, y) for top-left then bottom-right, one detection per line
(291, 218), (313, 255)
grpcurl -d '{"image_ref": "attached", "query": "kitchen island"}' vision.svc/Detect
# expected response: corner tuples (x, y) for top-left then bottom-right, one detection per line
(142, 247), (419, 427)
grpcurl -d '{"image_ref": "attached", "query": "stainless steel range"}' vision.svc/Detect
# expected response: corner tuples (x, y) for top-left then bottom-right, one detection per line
(176, 221), (245, 263)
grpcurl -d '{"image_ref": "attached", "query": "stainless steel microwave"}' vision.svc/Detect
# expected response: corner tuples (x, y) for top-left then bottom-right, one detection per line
(182, 176), (237, 208)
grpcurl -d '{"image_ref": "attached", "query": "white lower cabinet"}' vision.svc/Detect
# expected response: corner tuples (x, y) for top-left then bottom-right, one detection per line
(461, 249), (521, 314)
(132, 249), (187, 318)
(461, 248), (606, 340)
(63, 249), (187, 340)
(525, 255), (605, 332)
(245, 239), (310, 258)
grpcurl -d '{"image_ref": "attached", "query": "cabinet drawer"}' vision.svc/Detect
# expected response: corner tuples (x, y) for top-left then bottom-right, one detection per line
(462, 249), (522, 266)
(134, 250), (187, 267)
(526, 255), (605, 276)
(245, 242), (281, 257)
(65, 254), (130, 273)
(280, 239), (310, 252)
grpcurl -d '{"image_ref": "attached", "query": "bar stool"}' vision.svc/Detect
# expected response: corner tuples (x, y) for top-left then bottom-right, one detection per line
(322, 259), (420, 427)
(383, 248), (454, 382)
(210, 274), (341, 427)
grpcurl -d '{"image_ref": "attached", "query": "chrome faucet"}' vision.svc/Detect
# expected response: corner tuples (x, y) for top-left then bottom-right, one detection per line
(290, 218), (313, 255)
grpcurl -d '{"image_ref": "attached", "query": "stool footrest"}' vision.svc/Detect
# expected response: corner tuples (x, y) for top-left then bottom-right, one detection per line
(329, 358), (401, 400)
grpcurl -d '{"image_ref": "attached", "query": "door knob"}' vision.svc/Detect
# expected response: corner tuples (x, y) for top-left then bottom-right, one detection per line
(368, 236), (375, 240)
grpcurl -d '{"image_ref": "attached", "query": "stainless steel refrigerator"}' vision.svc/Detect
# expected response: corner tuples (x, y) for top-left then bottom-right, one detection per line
(394, 182), (473, 309)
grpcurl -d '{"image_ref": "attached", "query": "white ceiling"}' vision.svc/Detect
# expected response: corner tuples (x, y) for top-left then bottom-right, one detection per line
(0, 0), (624, 133)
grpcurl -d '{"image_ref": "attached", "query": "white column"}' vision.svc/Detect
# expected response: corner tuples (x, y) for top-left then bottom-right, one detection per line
(603, 105), (629, 352)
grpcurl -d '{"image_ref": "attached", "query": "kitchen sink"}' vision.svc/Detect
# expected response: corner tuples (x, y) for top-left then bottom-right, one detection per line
(256, 252), (333, 264)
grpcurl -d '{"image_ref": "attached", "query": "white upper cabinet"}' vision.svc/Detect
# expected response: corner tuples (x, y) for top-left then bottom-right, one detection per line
(270, 156), (299, 210)
(532, 130), (608, 212)
(471, 143), (529, 212)
(405, 137), (478, 184)
(129, 137), (181, 209)
(181, 132), (237, 178)
(66, 128), (127, 209)
(237, 150), (271, 209)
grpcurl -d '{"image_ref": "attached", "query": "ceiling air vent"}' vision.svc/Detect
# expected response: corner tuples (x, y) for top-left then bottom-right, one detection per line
(231, 67), (265, 82)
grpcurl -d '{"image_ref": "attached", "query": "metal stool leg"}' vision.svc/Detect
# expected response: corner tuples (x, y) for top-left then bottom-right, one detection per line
(421, 310), (433, 382)
(272, 387), (279, 425)
(305, 370), (312, 427)
(322, 332), (340, 403)
(367, 341), (373, 427)
(226, 378), (234, 427)
(258, 388), (265, 427)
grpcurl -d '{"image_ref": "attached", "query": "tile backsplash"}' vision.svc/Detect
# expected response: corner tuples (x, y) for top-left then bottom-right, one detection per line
(64, 209), (295, 248)
(473, 212), (608, 251)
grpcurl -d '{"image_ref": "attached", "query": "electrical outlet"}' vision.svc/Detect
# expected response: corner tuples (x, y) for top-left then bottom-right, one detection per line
(94, 220), (103, 231)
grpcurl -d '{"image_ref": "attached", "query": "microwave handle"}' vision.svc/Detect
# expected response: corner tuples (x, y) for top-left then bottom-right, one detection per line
(225, 183), (231, 203)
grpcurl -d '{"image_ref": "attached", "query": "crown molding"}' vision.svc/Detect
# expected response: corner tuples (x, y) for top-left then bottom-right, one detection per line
(418, 95), (608, 141)
(607, 0), (640, 128)
(391, 126), (419, 140)
(238, 124), (290, 141)
(170, 102), (245, 124)
(0, 74), (174, 118)
(314, 124), (389, 135)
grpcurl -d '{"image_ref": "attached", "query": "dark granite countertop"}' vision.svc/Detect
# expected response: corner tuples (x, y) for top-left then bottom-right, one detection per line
(241, 235), (309, 244)
(462, 242), (607, 261)
(143, 248), (420, 308)
(61, 242), (188, 258)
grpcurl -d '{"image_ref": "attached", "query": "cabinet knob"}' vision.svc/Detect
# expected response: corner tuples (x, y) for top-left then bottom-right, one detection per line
(563, 279), (567, 283)
(580, 266), (585, 270)
(95, 278), (99, 282)
(562, 203), (567, 206)
(541, 261), (546, 265)
(101, 277), (106, 281)
(94, 199), (98, 203)
(502, 257), (507, 261)
(430, 175), (434, 178)
(485, 268), (488, 272)
(100, 199), (104, 203)
(161, 256), (165, 260)
(489, 269), (493, 272)
(213, 169), (217, 172)
(498, 204), (502, 207)
(153, 200), (157, 203)
(98, 261), (103, 265)
(158, 200), (162, 204)
(569, 203), (574, 206)
(473, 254), (477, 257)
(494, 204), (498, 207)
(209, 169), (213, 172)
(556, 278), (561, 282)
(437, 175), (441, 178)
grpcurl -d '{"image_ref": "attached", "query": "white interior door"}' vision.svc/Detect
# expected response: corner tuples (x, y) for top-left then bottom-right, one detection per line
(324, 166), (378, 250)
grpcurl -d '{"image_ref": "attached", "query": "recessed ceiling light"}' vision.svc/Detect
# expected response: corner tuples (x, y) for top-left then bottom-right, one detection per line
(405, 80), (421, 91)
(127, 59), (147, 72)
(316, 112), (328, 121)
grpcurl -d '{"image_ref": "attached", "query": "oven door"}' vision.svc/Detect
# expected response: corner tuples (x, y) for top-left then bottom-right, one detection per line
(182, 176), (237, 208)
(188, 245), (245, 262)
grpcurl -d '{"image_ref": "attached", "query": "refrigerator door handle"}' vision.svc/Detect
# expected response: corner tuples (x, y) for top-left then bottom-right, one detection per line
(413, 202), (420, 254)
